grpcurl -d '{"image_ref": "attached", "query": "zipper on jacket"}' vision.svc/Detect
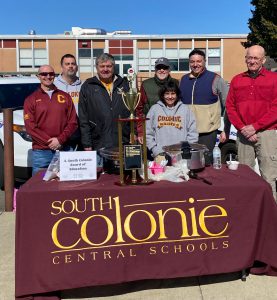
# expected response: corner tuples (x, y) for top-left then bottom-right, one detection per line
(191, 77), (198, 105)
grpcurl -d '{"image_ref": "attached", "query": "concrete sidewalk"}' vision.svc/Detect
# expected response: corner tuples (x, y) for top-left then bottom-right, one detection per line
(0, 211), (276, 300)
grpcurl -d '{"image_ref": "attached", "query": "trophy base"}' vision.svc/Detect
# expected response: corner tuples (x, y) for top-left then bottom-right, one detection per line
(115, 171), (154, 186)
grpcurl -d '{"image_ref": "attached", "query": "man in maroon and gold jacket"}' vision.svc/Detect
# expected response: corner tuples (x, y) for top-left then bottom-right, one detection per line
(24, 65), (78, 175)
(226, 45), (277, 200)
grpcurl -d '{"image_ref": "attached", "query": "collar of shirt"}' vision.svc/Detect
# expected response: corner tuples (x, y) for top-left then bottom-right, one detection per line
(242, 67), (266, 78)
(101, 80), (113, 95)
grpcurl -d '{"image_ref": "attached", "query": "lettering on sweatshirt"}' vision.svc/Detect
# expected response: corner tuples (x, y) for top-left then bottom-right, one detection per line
(157, 115), (182, 129)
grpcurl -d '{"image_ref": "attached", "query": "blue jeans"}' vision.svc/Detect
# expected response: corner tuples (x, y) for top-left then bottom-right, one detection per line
(97, 153), (103, 167)
(32, 146), (73, 175)
(32, 150), (55, 175)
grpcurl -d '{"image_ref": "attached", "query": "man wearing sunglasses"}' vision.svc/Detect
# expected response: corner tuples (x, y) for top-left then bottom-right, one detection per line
(23, 65), (78, 175)
(136, 57), (179, 144)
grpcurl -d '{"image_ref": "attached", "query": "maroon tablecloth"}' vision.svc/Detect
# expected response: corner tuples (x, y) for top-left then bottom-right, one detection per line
(15, 165), (277, 299)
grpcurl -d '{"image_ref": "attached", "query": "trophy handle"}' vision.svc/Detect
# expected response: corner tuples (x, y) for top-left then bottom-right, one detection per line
(121, 93), (130, 111)
(134, 92), (141, 111)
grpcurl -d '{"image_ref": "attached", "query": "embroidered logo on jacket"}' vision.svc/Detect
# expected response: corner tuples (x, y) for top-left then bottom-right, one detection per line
(57, 94), (66, 103)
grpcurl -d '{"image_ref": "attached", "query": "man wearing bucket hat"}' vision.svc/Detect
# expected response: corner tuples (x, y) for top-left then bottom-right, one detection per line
(136, 57), (179, 144)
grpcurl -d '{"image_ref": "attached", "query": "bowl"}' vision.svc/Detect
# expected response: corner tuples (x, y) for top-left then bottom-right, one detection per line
(227, 161), (239, 170)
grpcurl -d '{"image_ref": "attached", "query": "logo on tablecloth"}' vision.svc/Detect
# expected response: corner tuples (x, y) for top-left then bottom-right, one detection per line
(50, 196), (229, 264)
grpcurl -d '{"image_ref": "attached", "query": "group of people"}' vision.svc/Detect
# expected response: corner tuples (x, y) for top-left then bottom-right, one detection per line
(23, 45), (277, 200)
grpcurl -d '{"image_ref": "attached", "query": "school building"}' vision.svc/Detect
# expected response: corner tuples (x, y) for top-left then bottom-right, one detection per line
(0, 27), (249, 84)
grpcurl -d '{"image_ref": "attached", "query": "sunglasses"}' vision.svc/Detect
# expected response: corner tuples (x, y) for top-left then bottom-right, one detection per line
(156, 65), (169, 70)
(38, 72), (55, 77)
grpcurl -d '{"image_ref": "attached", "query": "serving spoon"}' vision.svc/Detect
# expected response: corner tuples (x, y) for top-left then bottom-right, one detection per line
(188, 170), (212, 185)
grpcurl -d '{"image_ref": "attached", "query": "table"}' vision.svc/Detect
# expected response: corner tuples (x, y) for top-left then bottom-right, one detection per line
(15, 165), (277, 299)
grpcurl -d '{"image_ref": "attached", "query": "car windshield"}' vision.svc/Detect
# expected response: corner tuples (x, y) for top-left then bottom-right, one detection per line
(0, 83), (39, 110)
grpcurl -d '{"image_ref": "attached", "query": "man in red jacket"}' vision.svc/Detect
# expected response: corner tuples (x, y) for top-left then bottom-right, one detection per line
(226, 45), (277, 200)
(24, 65), (78, 175)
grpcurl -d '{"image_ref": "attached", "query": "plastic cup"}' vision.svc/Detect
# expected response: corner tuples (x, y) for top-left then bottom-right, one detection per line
(227, 161), (239, 170)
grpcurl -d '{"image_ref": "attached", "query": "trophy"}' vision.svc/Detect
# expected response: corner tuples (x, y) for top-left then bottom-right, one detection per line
(120, 68), (140, 119)
(116, 68), (151, 185)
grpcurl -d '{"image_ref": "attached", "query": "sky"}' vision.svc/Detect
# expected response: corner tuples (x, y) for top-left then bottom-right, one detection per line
(1, 0), (253, 35)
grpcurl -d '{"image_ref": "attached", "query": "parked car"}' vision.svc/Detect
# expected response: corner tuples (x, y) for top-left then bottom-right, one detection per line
(0, 76), (40, 189)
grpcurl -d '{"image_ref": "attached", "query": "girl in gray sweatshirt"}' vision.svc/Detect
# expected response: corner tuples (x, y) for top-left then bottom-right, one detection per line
(146, 81), (198, 158)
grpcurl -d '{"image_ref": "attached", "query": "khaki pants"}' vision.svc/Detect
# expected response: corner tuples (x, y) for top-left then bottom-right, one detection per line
(237, 130), (277, 201)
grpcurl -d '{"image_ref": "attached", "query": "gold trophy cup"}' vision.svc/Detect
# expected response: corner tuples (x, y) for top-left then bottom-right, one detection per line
(121, 69), (140, 119)
(117, 68), (150, 185)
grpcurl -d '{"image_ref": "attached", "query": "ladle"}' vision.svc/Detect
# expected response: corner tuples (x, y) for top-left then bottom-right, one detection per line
(188, 170), (212, 185)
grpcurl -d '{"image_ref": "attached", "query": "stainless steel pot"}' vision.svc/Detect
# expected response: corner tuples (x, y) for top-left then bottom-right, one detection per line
(187, 147), (206, 171)
(99, 147), (121, 174)
(163, 142), (208, 172)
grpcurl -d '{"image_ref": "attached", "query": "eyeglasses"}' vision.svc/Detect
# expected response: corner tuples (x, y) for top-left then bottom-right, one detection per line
(245, 56), (263, 62)
(38, 72), (55, 77)
(156, 65), (169, 70)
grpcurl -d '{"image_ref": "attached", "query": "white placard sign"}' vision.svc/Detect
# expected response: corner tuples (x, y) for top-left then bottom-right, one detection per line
(59, 151), (97, 181)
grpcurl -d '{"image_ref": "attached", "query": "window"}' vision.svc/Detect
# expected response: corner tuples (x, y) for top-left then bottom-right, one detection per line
(169, 59), (179, 71)
(150, 49), (163, 57)
(34, 49), (47, 67)
(179, 59), (189, 71)
(150, 48), (163, 70)
(138, 44), (191, 72)
(208, 65), (221, 72)
(121, 55), (133, 61)
(123, 63), (132, 74)
(207, 48), (220, 72)
(93, 48), (104, 58)
(166, 49), (178, 71)
(208, 48), (220, 57)
(19, 49), (33, 68)
(113, 55), (133, 61)
(208, 57), (220, 65)
(166, 48), (190, 71)
(19, 48), (47, 69)
(114, 64), (120, 74)
(138, 49), (150, 71)
(79, 58), (92, 73)
(78, 47), (104, 73)
(79, 49), (91, 58)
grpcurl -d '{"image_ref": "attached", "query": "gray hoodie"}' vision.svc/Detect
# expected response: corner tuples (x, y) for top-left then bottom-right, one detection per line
(146, 100), (198, 157)
(54, 75), (82, 114)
